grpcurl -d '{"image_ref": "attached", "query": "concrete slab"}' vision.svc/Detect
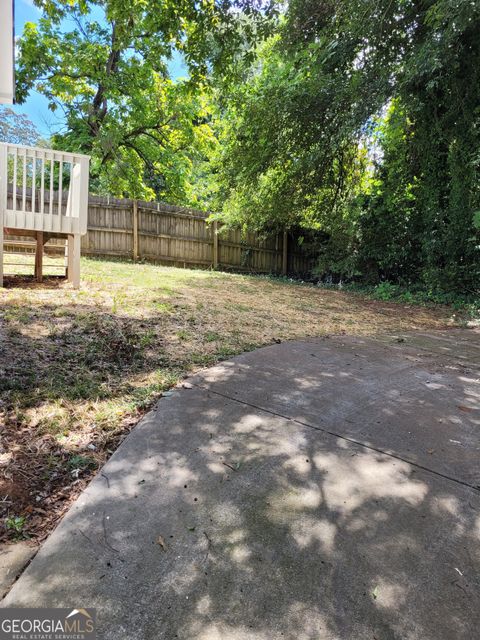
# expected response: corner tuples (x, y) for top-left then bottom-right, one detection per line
(2, 330), (479, 639)
(192, 330), (480, 487)
(0, 542), (37, 599)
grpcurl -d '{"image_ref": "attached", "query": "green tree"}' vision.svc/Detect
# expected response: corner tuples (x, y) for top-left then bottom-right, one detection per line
(356, 101), (420, 284)
(215, 0), (480, 292)
(16, 0), (276, 201)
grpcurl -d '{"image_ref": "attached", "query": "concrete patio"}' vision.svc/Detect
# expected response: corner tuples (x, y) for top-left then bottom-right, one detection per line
(2, 330), (479, 639)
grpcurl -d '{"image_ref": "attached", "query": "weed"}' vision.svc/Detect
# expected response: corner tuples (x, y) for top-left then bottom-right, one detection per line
(139, 329), (156, 348)
(205, 331), (221, 342)
(67, 455), (97, 470)
(5, 515), (27, 537)
(215, 345), (239, 359)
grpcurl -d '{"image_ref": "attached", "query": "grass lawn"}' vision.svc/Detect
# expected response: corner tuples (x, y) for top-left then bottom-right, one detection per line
(0, 257), (458, 542)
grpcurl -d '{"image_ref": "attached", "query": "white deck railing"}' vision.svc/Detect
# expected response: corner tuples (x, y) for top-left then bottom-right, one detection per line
(0, 143), (89, 235)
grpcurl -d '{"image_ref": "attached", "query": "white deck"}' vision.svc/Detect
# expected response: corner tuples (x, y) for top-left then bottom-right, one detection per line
(0, 142), (90, 287)
(1, 143), (89, 234)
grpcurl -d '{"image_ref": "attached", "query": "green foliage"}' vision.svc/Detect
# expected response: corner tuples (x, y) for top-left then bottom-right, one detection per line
(215, 0), (480, 296)
(5, 515), (27, 537)
(67, 454), (97, 470)
(356, 101), (420, 283)
(214, 36), (368, 236)
(341, 282), (479, 319)
(16, 0), (276, 203)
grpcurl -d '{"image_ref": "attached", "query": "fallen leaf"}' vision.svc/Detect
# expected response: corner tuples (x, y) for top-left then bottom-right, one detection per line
(372, 586), (379, 600)
(157, 536), (167, 551)
(182, 382), (194, 389)
(427, 448), (435, 454)
(458, 405), (473, 413)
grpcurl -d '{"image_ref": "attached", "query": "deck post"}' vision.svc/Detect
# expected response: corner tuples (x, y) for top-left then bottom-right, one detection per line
(66, 235), (73, 281)
(34, 231), (44, 282)
(71, 234), (81, 288)
(67, 234), (81, 288)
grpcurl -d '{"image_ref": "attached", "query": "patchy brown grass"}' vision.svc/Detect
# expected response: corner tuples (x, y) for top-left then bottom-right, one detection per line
(0, 257), (457, 542)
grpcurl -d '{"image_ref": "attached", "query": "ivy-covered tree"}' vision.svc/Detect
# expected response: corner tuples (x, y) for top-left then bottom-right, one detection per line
(215, 0), (480, 293)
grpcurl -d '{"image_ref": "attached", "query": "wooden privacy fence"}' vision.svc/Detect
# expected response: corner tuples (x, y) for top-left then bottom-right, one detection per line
(5, 191), (315, 276)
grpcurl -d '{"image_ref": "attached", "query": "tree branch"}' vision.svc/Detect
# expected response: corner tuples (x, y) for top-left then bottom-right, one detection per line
(88, 21), (122, 136)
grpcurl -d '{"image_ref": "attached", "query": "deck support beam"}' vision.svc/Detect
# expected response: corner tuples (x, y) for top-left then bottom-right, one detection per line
(66, 234), (81, 289)
(34, 232), (44, 282)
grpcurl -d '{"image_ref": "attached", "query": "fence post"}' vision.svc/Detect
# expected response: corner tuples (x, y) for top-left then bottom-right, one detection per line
(132, 199), (139, 261)
(212, 220), (219, 268)
(282, 231), (288, 275)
